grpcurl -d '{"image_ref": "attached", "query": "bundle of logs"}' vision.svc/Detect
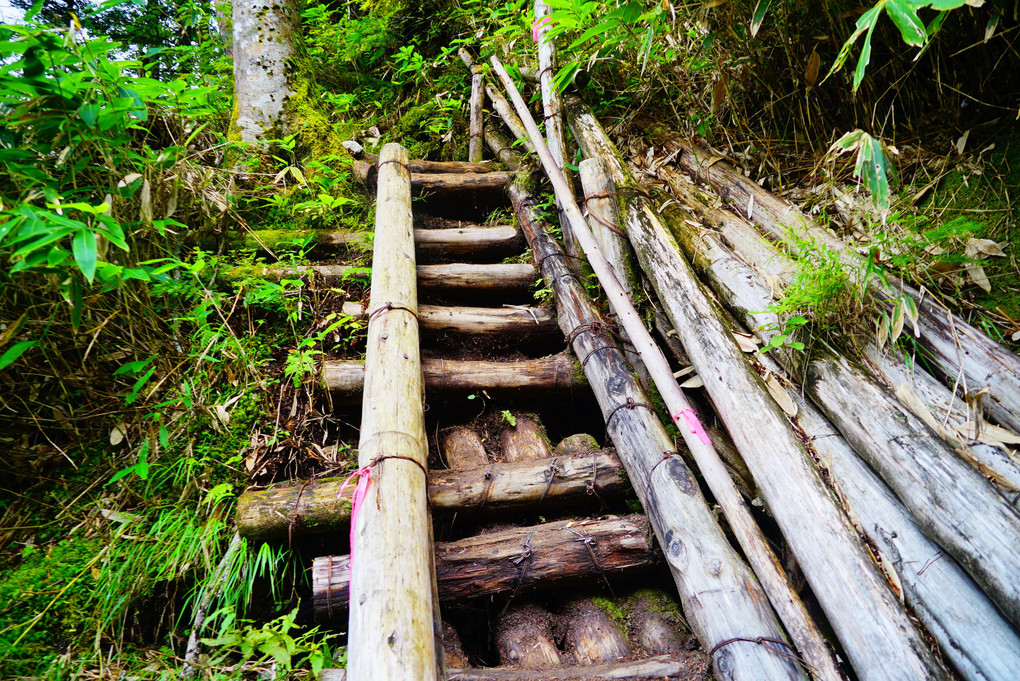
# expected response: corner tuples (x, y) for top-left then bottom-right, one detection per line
(448, 35), (1020, 681)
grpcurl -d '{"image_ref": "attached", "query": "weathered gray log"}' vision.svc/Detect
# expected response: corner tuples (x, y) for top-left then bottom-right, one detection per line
(646, 127), (1020, 433)
(312, 515), (658, 613)
(413, 225), (522, 258)
(656, 165), (1020, 498)
(459, 49), (537, 159)
(320, 656), (701, 681)
(492, 61), (830, 681)
(344, 143), (438, 681)
(323, 353), (585, 402)
(654, 183), (1020, 679)
(498, 183), (804, 680)
(413, 171), (512, 193)
(236, 450), (627, 541)
(579, 158), (637, 297)
(564, 96), (949, 681)
(468, 63), (484, 163)
(789, 381), (1020, 681)
(341, 301), (555, 337)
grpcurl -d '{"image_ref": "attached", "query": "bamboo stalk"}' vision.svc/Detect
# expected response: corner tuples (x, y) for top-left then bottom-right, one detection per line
(345, 143), (438, 681)
(560, 95), (949, 681)
(491, 56), (838, 681)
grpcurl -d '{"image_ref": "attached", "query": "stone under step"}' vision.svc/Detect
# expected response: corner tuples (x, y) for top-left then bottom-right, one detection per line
(322, 353), (585, 403)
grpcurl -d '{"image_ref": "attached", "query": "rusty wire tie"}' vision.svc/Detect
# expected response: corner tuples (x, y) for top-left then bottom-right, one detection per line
(645, 451), (680, 498)
(287, 479), (312, 550)
(533, 457), (560, 517)
(582, 192), (628, 237)
(377, 158), (409, 171)
(567, 527), (614, 596)
(368, 301), (419, 322)
(708, 636), (810, 673)
(500, 531), (536, 618)
(606, 396), (657, 430)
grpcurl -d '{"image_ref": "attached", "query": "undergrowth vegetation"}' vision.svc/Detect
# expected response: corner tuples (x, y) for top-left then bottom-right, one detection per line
(0, 0), (1017, 678)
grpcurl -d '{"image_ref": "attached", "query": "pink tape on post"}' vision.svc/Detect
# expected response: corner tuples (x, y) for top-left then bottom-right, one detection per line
(337, 465), (373, 565)
(532, 16), (553, 42)
(674, 408), (712, 446)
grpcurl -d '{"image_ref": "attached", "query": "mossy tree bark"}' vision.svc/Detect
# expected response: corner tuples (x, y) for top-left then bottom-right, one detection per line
(231, 0), (300, 143)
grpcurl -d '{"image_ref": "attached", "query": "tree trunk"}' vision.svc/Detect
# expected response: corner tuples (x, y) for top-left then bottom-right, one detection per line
(312, 515), (658, 614)
(562, 96), (949, 681)
(322, 353), (586, 403)
(468, 64), (484, 163)
(231, 0), (300, 142)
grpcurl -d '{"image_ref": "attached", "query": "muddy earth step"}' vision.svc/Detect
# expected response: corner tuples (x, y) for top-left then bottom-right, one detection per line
(235, 450), (629, 541)
(311, 514), (658, 615)
(340, 301), (556, 338)
(322, 353), (586, 403)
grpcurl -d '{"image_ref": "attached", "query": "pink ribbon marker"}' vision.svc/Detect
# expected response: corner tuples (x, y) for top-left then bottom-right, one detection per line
(532, 16), (554, 42)
(337, 465), (373, 563)
(674, 408), (712, 446)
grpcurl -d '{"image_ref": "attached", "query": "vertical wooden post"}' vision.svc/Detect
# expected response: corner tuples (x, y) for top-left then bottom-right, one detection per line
(468, 65), (485, 163)
(534, 0), (579, 258)
(347, 143), (440, 681)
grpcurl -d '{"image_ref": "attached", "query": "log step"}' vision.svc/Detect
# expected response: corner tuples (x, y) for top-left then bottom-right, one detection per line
(413, 171), (514, 193)
(322, 353), (585, 403)
(236, 450), (628, 541)
(246, 263), (536, 294)
(340, 301), (555, 337)
(319, 655), (700, 680)
(414, 225), (521, 259)
(312, 514), (658, 617)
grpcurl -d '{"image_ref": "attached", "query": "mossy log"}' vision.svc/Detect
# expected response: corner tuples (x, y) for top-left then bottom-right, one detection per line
(236, 450), (628, 541)
(311, 514), (658, 616)
(564, 95), (948, 681)
(413, 225), (522, 259)
(561, 598), (631, 665)
(655, 180), (1020, 680)
(357, 151), (492, 174)
(323, 353), (586, 403)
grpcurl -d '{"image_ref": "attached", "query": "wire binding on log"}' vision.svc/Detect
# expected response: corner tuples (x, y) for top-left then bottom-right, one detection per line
(606, 397), (657, 430)
(475, 464), (497, 512)
(644, 451), (680, 498)
(533, 457), (560, 518)
(377, 158), (409, 171)
(368, 301), (419, 322)
(567, 527), (614, 596)
(500, 531), (536, 617)
(708, 636), (809, 673)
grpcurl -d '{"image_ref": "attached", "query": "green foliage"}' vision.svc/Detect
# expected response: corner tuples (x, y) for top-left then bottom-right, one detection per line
(201, 608), (336, 679)
(830, 130), (895, 210)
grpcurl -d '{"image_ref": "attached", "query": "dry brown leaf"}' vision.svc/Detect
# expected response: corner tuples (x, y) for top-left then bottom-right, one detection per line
(673, 366), (696, 379)
(139, 178), (152, 226)
(110, 422), (127, 446)
(955, 422), (1020, 448)
(711, 78), (727, 113)
(966, 263), (992, 292)
(764, 373), (797, 417)
(733, 332), (761, 353)
(805, 49), (820, 88)
(965, 238), (1006, 259)
(213, 404), (231, 427)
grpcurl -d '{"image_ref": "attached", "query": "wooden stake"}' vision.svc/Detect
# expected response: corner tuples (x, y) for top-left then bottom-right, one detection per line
(469, 64), (484, 163)
(345, 143), (439, 681)
(490, 55), (839, 681)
